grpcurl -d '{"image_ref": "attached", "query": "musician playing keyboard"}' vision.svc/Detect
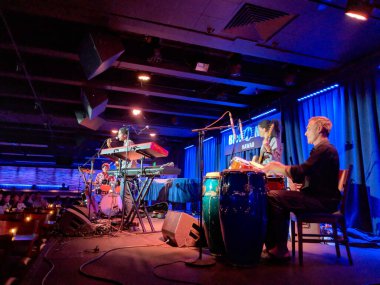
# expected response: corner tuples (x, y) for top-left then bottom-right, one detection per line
(113, 127), (137, 217)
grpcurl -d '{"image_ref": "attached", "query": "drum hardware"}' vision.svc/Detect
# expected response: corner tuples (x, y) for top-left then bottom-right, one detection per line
(222, 184), (229, 195)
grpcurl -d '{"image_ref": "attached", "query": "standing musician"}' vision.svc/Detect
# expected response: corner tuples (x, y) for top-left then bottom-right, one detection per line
(252, 119), (282, 165)
(108, 127), (137, 219)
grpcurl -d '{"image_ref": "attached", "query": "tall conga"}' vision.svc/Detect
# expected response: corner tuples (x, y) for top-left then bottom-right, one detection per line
(219, 169), (267, 266)
(202, 172), (224, 256)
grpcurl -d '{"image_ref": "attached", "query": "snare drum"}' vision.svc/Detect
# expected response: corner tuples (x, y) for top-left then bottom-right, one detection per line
(100, 193), (122, 216)
(100, 184), (111, 193)
(229, 157), (255, 170)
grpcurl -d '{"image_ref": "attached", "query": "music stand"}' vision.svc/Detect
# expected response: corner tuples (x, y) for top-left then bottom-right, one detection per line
(185, 125), (230, 267)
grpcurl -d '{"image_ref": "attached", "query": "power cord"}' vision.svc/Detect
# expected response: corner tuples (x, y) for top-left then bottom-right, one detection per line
(79, 243), (166, 285)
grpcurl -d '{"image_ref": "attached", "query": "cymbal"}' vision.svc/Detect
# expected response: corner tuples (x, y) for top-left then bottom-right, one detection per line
(79, 167), (94, 174)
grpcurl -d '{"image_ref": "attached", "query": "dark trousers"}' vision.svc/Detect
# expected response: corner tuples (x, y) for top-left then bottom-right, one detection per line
(265, 190), (336, 250)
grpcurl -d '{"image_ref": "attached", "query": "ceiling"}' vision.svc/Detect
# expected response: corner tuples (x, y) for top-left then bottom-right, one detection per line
(1, 0), (380, 168)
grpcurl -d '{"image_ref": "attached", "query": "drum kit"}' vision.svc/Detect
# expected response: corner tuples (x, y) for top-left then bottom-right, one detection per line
(79, 167), (122, 218)
(93, 180), (122, 217)
(202, 156), (286, 266)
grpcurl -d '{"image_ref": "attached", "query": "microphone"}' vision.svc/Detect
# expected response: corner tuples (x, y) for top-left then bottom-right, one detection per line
(238, 119), (244, 141)
(229, 112), (236, 141)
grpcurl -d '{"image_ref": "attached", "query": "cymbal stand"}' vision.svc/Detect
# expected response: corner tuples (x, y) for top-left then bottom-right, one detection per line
(87, 159), (97, 219)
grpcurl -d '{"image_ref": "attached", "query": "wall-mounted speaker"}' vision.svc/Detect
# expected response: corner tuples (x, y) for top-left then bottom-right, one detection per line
(79, 32), (125, 80)
(162, 211), (200, 247)
(75, 111), (105, 130)
(81, 88), (108, 119)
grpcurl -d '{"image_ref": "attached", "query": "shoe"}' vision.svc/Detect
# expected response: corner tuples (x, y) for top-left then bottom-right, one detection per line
(266, 251), (291, 263)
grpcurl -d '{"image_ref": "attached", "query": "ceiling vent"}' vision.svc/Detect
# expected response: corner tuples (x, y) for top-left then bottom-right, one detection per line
(223, 3), (297, 42)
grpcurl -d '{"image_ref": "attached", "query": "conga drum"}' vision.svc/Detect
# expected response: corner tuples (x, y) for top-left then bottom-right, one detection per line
(229, 157), (255, 170)
(202, 172), (224, 256)
(266, 175), (286, 191)
(219, 169), (267, 266)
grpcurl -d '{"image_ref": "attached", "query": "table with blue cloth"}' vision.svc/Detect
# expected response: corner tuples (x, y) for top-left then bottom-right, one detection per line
(144, 178), (200, 203)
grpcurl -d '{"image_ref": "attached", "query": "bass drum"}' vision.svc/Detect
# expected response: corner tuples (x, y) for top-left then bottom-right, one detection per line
(100, 193), (122, 217)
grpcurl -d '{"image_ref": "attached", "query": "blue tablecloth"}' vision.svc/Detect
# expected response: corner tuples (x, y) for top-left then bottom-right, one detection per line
(144, 178), (200, 203)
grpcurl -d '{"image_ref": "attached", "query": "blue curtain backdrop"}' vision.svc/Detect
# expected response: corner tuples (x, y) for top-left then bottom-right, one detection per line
(184, 145), (197, 179)
(203, 137), (218, 174)
(283, 72), (380, 236)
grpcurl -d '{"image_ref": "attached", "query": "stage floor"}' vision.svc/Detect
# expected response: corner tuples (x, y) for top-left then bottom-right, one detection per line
(20, 216), (380, 285)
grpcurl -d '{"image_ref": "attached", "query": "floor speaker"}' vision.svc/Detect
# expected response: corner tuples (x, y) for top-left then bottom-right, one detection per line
(58, 206), (95, 236)
(162, 210), (200, 247)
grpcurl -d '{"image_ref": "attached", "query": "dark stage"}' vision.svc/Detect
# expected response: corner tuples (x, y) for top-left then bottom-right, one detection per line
(19, 217), (380, 285)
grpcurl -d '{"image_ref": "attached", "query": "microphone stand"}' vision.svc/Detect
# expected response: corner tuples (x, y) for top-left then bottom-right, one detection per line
(185, 125), (229, 267)
(87, 158), (95, 219)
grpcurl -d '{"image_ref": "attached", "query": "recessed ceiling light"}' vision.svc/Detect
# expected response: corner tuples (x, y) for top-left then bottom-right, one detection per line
(138, 74), (150, 81)
(132, 109), (142, 116)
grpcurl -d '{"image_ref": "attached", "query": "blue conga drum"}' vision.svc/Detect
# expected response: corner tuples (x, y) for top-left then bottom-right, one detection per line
(202, 172), (225, 256)
(219, 169), (267, 266)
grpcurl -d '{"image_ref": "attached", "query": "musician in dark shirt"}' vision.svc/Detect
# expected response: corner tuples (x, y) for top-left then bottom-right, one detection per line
(113, 127), (137, 220)
(262, 116), (340, 260)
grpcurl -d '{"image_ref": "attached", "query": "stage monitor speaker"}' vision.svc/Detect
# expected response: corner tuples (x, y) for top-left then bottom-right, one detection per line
(58, 206), (95, 236)
(81, 88), (108, 119)
(79, 32), (125, 80)
(75, 111), (105, 130)
(162, 210), (200, 247)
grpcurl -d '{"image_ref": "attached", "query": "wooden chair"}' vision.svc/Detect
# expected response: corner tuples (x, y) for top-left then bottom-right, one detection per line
(290, 165), (353, 266)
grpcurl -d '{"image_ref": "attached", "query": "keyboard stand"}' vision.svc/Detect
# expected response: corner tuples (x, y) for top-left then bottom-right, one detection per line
(122, 173), (156, 232)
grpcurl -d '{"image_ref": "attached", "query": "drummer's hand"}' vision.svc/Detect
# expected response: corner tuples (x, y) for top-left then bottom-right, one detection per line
(262, 161), (285, 175)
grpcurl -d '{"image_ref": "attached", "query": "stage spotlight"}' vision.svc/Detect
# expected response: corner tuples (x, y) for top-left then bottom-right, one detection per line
(345, 0), (373, 20)
(132, 109), (142, 116)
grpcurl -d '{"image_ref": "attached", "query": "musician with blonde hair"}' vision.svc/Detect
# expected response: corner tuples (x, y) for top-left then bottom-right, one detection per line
(261, 116), (340, 261)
